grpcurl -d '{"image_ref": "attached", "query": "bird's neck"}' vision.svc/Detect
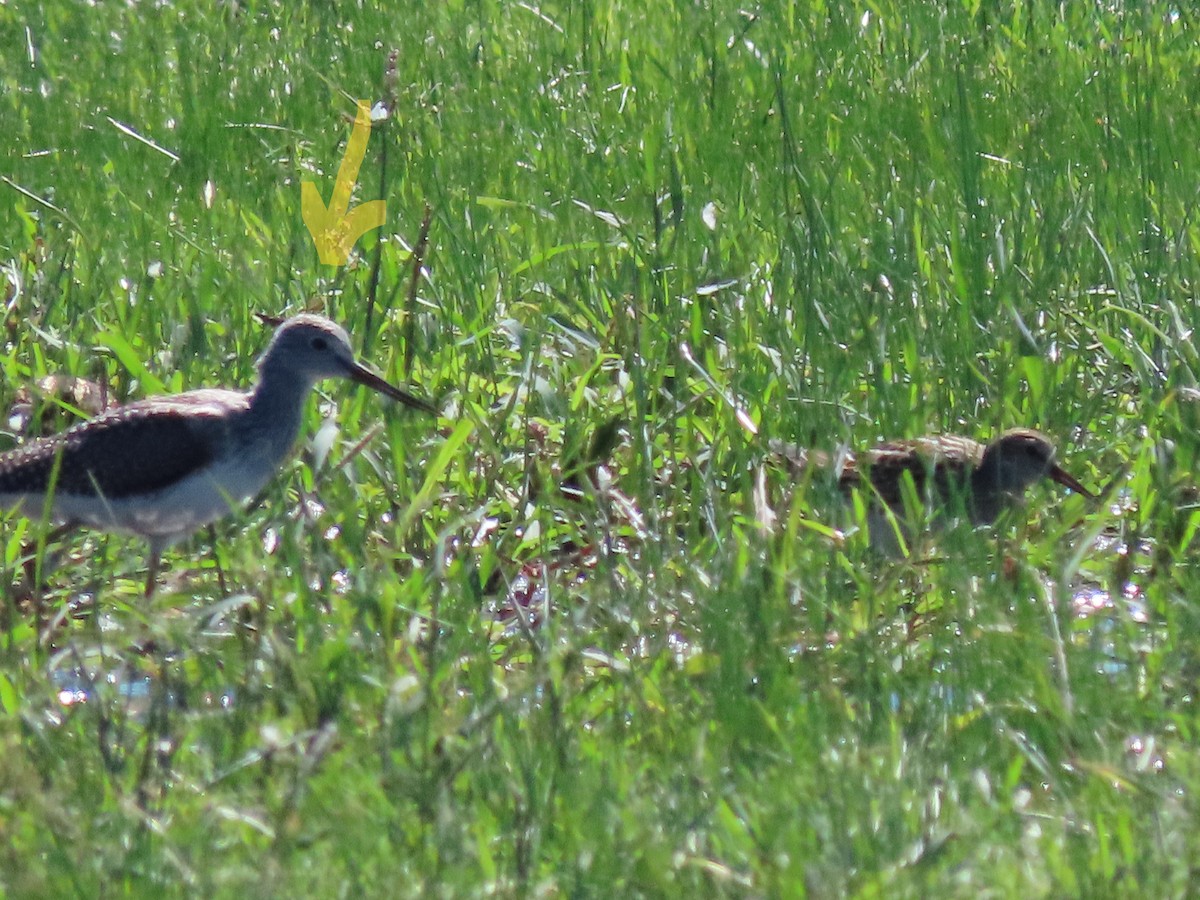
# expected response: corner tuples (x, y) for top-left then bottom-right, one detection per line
(971, 453), (1005, 494)
(245, 365), (318, 456)
(968, 453), (1020, 523)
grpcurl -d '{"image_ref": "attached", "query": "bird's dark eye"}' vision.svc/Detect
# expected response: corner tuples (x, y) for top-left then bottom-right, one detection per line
(311, 336), (328, 351)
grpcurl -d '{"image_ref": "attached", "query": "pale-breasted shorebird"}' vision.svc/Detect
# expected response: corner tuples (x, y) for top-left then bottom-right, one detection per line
(0, 314), (434, 595)
(771, 428), (1093, 555)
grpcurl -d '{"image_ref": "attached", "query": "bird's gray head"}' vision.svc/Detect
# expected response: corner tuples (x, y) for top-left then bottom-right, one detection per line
(256, 313), (436, 413)
(978, 428), (1091, 496)
(259, 314), (358, 384)
(980, 429), (1057, 492)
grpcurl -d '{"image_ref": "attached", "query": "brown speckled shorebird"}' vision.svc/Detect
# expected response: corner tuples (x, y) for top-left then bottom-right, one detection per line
(771, 428), (1093, 555)
(0, 314), (434, 595)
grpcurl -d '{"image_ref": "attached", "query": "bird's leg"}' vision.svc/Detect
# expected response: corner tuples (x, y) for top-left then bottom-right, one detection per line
(207, 525), (229, 596)
(145, 540), (163, 599)
(15, 521), (78, 602)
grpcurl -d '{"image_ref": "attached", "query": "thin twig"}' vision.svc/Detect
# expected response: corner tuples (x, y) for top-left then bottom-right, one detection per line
(364, 50), (401, 353)
(404, 204), (432, 381)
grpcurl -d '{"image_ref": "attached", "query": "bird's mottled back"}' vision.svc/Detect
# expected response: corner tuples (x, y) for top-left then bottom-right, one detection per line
(771, 434), (990, 505)
(851, 434), (987, 507)
(0, 396), (231, 500)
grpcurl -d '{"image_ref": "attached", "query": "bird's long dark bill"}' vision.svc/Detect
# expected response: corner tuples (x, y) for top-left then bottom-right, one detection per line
(1048, 463), (1093, 498)
(348, 363), (436, 414)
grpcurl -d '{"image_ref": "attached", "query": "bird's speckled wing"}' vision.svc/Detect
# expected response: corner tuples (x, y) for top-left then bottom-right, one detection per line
(770, 434), (990, 507)
(0, 391), (243, 500)
(855, 436), (986, 507)
(769, 439), (836, 474)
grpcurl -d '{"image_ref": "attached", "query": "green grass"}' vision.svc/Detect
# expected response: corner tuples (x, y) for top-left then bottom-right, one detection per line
(2, 0), (1199, 894)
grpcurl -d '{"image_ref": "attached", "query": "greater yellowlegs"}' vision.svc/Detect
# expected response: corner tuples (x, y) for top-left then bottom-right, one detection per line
(771, 428), (1093, 554)
(0, 314), (434, 594)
